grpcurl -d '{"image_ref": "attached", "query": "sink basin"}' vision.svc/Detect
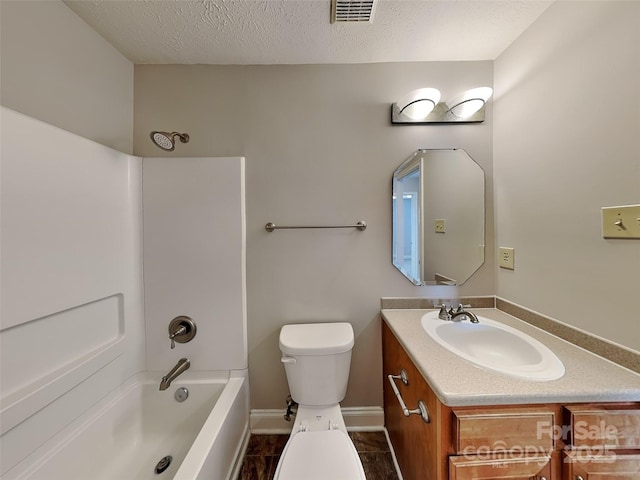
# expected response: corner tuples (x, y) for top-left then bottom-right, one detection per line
(421, 311), (565, 381)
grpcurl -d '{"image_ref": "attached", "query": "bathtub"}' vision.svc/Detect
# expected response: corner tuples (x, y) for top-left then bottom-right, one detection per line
(7, 371), (249, 480)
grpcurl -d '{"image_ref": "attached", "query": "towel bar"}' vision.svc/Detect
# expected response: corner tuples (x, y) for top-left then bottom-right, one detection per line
(265, 221), (367, 232)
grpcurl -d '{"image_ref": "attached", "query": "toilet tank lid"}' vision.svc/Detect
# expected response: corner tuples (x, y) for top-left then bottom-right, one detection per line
(279, 322), (354, 355)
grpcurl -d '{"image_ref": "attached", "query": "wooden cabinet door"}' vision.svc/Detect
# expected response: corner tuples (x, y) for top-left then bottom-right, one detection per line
(564, 452), (640, 479)
(383, 322), (452, 480)
(450, 455), (552, 480)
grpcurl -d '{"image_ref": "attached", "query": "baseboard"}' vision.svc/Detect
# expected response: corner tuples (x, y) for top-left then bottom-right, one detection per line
(250, 406), (384, 434)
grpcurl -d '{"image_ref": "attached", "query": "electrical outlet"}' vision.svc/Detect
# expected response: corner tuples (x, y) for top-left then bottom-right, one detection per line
(499, 247), (515, 270)
(435, 219), (446, 233)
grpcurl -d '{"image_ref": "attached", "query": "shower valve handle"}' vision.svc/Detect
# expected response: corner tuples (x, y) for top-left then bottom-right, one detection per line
(168, 316), (197, 350)
(169, 325), (187, 349)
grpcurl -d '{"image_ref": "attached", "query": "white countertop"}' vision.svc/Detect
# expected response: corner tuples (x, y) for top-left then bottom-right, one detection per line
(381, 308), (640, 407)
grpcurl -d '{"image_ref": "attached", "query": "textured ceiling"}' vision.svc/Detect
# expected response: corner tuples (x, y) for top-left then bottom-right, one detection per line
(63, 0), (553, 65)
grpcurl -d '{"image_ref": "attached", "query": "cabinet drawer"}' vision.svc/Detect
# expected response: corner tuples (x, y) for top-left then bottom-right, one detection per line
(454, 408), (555, 454)
(450, 454), (552, 480)
(565, 405), (640, 449)
(564, 451), (640, 478)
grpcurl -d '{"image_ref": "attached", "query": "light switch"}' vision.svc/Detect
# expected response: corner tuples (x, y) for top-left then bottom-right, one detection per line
(499, 247), (515, 270)
(435, 219), (446, 233)
(602, 205), (640, 239)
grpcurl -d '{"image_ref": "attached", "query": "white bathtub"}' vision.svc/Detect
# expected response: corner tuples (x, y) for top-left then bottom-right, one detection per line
(7, 371), (249, 480)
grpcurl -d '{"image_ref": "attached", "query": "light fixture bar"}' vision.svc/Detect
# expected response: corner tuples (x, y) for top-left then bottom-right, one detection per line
(391, 87), (493, 124)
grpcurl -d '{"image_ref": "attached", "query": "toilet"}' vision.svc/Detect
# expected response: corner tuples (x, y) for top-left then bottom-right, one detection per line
(274, 322), (366, 480)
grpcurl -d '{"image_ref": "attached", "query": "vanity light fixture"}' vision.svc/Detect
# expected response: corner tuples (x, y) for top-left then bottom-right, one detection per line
(391, 87), (493, 124)
(395, 88), (441, 120)
(446, 87), (494, 119)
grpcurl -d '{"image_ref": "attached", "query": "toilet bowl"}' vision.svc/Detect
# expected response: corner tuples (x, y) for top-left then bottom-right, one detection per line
(274, 322), (366, 480)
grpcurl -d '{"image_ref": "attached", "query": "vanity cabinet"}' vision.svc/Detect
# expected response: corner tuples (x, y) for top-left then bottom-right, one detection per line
(382, 322), (640, 480)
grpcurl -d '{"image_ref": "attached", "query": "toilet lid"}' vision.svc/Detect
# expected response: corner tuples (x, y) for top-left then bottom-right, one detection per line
(275, 430), (366, 480)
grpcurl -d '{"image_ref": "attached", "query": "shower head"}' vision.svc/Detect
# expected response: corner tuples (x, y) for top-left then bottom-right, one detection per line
(150, 131), (190, 151)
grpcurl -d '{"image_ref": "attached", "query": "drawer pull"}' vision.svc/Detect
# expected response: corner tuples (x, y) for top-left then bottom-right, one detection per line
(576, 477), (584, 480)
(389, 368), (409, 386)
(387, 371), (430, 423)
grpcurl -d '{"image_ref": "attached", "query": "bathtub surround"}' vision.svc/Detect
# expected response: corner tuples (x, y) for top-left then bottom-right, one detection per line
(141, 156), (250, 478)
(142, 157), (247, 372)
(0, 108), (144, 477)
(0, 109), (251, 480)
(1, 4), (139, 476)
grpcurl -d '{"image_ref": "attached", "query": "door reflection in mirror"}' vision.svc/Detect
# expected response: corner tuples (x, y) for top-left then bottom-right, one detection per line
(392, 149), (485, 286)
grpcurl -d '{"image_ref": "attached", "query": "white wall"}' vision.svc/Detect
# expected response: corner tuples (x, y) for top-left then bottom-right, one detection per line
(0, 108), (144, 477)
(0, 0), (134, 153)
(494, 1), (640, 352)
(134, 62), (495, 409)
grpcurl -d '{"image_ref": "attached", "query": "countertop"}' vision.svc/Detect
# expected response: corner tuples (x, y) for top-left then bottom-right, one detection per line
(381, 308), (640, 407)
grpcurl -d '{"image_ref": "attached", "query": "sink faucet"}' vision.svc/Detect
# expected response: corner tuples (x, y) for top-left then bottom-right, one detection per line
(450, 309), (480, 323)
(159, 358), (190, 391)
(438, 304), (480, 324)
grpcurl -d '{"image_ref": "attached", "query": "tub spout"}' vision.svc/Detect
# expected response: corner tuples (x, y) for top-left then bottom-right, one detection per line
(159, 358), (190, 391)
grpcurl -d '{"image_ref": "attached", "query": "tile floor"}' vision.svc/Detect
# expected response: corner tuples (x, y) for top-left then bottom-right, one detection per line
(237, 431), (399, 479)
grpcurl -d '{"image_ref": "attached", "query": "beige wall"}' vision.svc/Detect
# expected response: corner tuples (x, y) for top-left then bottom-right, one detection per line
(494, 1), (640, 352)
(134, 62), (494, 408)
(0, 1), (133, 153)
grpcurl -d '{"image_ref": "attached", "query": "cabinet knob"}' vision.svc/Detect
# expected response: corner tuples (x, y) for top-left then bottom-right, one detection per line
(576, 477), (584, 480)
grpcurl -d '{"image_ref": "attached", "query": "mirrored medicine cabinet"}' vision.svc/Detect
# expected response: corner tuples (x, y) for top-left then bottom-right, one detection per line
(392, 149), (485, 285)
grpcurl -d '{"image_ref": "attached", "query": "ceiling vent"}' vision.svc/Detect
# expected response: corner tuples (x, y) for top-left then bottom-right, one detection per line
(331, 0), (376, 23)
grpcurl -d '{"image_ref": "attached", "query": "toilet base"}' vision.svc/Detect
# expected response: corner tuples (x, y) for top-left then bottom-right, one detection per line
(274, 406), (366, 480)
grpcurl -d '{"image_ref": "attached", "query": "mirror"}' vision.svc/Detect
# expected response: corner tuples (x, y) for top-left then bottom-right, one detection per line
(392, 149), (485, 285)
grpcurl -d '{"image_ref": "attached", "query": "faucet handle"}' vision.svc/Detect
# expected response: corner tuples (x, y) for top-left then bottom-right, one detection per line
(169, 325), (187, 349)
(456, 304), (472, 312)
(168, 316), (197, 350)
(438, 304), (450, 320)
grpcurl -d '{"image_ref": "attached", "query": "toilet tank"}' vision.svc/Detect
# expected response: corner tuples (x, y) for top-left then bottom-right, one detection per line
(279, 323), (354, 406)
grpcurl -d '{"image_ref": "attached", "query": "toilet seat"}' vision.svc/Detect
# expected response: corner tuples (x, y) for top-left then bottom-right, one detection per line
(274, 430), (366, 480)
